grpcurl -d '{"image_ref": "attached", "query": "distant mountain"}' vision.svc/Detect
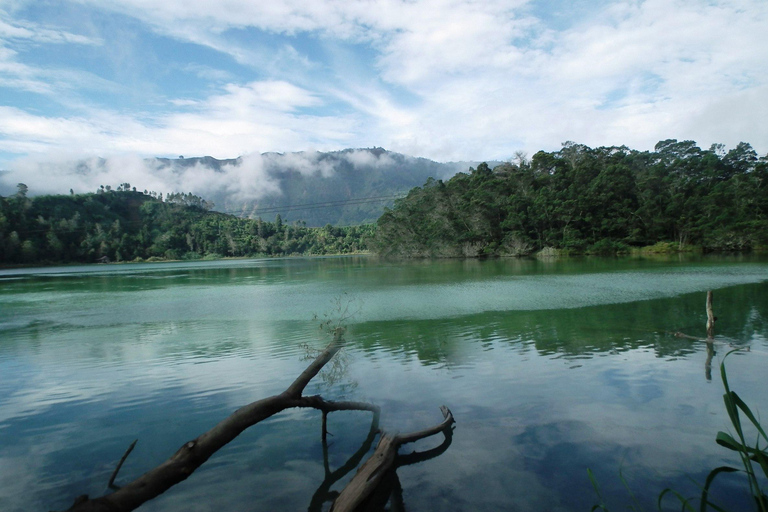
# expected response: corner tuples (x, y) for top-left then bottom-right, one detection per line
(154, 148), (495, 226)
(0, 149), (499, 226)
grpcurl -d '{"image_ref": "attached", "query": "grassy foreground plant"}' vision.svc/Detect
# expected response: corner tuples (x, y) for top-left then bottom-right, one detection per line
(673, 350), (768, 512)
(590, 351), (768, 512)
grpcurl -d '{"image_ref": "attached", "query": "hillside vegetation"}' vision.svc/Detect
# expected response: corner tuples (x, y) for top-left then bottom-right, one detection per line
(0, 148), (486, 227)
(4, 139), (767, 266)
(372, 140), (768, 257)
(188, 148), (464, 226)
(0, 186), (372, 265)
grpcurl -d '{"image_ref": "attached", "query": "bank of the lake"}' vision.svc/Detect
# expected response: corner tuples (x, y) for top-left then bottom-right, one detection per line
(1, 254), (767, 512)
(0, 189), (376, 267)
(373, 142), (768, 258)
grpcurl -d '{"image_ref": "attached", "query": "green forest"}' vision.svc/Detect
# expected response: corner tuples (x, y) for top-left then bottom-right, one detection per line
(372, 140), (768, 257)
(2, 139), (767, 266)
(0, 184), (373, 265)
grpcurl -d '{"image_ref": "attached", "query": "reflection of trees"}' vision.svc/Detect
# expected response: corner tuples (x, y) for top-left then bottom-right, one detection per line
(352, 283), (768, 366)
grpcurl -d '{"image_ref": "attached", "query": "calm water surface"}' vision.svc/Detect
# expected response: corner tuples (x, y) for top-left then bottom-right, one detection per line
(1, 255), (767, 511)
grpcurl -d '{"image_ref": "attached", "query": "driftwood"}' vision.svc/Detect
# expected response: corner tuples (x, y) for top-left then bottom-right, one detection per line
(308, 408), (382, 512)
(57, 328), (455, 512)
(309, 405), (454, 512)
(706, 290), (716, 339)
(672, 290), (720, 381)
(107, 439), (137, 489)
(331, 406), (454, 512)
(672, 290), (718, 343)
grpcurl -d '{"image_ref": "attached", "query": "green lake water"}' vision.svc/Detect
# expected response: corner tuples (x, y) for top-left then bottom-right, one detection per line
(1, 255), (767, 511)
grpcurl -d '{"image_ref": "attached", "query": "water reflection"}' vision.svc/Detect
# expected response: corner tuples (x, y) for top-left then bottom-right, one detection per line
(309, 410), (380, 512)
(705, 340), (715, 381)
(350, 281), (768, 367)
(1, 256), (767, 512)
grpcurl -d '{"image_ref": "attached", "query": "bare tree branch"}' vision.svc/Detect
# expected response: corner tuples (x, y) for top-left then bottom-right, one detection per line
(57, 325), (455, 512)
(330, 406), (454, 512)
(59, 329), (365, 512)
(108, 440), (137, 489)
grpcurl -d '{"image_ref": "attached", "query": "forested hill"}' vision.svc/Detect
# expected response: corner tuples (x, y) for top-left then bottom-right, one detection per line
(156, 149), (471, 226)
(371, 140), (768, 257)
(0, 187), (373, 265)
(0, 149), (492, 227)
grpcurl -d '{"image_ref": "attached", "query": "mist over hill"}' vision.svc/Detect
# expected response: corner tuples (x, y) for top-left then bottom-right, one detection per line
(0, 149), (496, 226)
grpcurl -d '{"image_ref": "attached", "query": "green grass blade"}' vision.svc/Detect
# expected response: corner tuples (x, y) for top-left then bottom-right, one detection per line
(720, 355), (763, 501)
(723, 392), (744, 440)
(730, 391), (768, 443)
(715, 432), (743, 452)
(719, 354), (733, 394)
(588, 468), (609, 511)
(588, 468), (601, 493)
(758, 493), (768, 512)
(714, 432), (767, 463)
(658, 488), (696, 512)
(700, 466), (739, 512)
(619, 467), (645, 512)
(755, 449), (768, 480)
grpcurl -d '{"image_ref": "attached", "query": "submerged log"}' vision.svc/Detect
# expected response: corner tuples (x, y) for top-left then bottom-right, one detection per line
(308, 408), (382, 512)
(330, 406), (454, 512)
(672, 290), (717, 343)
(57, 327), (455, 512)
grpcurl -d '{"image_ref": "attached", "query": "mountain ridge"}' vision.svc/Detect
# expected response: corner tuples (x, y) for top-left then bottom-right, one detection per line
(1, 148), (500, 226)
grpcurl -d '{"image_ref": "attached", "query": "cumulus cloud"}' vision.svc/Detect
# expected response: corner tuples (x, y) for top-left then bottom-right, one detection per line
(0, 78), (357, 161)
(1, 0), (767, 168)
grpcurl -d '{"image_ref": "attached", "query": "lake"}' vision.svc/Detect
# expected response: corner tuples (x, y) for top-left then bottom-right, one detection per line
(1, 255), (767, 512)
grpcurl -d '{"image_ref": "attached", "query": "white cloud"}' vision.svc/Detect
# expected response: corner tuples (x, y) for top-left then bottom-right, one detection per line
(1, 0), (767, 171)
(209, 80), (322, 113)
(1, 147), (401, 201)
(0, 11), (116, 98)
(0, 78), (357, 161)
(342, 149), (394, 168)
(1, 152), (284, 201)
(263, 151), (336, 177)
(184, 63), (234, 83)
(0, 15), (101, 45)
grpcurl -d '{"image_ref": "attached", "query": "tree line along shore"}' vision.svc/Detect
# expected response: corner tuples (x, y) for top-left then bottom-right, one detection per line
(2, 139), (766, 265)
(372, 140), (768, 257)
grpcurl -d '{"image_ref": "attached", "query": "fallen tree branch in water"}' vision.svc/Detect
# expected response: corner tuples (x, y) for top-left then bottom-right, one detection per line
(58, 328), (355, 512)
(57, 327), (454, 512)
(107, 439), (137, 490)
(330, 405), (455, 512)
(309, 407), (382, 512)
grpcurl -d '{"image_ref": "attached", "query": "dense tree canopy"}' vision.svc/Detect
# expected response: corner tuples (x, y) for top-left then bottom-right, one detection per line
(3, 139), (767, 265)
(372, 140), (768, 257)
(0, 188), (373, 265)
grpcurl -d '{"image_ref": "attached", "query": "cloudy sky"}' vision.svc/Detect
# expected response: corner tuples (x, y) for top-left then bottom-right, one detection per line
(1, 0), (767, 175)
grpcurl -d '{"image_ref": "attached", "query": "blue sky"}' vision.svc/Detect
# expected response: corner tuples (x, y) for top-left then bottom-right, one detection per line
(1, 0), (767, 192)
